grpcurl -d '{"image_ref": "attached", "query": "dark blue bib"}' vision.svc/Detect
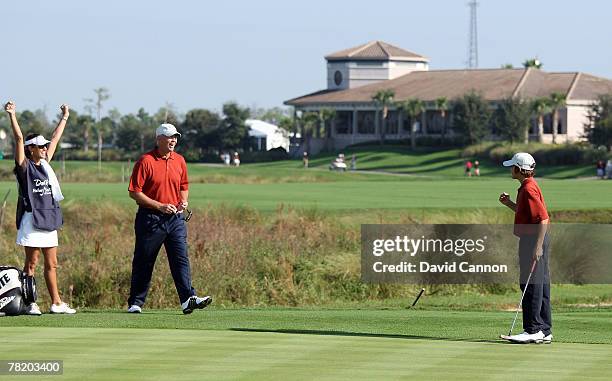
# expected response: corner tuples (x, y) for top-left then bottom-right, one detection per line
(17, 160), (63, 231)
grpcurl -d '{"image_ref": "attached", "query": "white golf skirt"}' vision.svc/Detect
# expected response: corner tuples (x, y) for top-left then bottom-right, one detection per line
(16, 212), (58, 248)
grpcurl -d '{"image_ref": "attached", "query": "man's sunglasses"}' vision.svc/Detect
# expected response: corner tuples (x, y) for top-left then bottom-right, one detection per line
(32, 144), (49, 149)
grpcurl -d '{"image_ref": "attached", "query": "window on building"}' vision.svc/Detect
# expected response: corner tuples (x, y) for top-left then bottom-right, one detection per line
(335, 111), (352, 135)
(426, 110), (440, 133)
(385, 111), (399, 135)
(357, 111), (376, 134)
(543, 114), (553, 134)
(402, 115), (416, 133)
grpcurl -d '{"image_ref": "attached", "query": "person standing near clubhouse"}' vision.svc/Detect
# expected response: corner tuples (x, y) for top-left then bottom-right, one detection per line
(5, 101), (76, 315)
(499, 152), (552, 344)
(465, 160), (473, 177)
(127, 123), (212, 314)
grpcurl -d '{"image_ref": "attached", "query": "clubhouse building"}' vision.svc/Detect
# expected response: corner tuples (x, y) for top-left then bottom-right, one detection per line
(285, 41), (612, 153)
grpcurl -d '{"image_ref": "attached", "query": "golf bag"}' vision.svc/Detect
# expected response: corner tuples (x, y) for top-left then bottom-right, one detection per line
(0, 266), (37, 316)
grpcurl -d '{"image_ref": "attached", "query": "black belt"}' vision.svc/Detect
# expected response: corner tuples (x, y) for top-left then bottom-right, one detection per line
(138, 207), (183, 217)
(138, 207), (166, 216)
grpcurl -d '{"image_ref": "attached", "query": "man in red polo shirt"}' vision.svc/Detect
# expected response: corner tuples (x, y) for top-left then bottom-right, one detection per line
(127, 123), (212, 314)
(499, 152), (552, 344)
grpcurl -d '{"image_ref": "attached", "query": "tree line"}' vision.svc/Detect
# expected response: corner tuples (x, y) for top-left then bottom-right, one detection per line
(0, 89), (277, 162)
(365, 90), (612, 150)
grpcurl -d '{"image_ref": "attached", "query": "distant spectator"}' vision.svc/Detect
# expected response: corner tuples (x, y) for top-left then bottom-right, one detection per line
(223, 152), (231, 166)
(233, 152), (240, 167)
(303, 152), (309, 168)
(465, 160), (473, 177)
(596, 160), (605, 179)
(474, 160), (480, 177)
(350, 154), (357, 171)
(606, 160), (612, 179)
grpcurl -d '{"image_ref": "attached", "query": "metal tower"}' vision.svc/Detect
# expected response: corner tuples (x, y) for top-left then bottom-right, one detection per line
(467, 0), (479, 69)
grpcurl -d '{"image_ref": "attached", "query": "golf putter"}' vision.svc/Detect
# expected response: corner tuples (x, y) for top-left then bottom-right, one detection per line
(500, 259), (537, 340)
(408, 288), (425, 308)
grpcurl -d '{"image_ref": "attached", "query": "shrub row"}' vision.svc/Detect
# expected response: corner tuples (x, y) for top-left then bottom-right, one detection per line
(349, 135), (465, 149)
(462, 142), (610, 165)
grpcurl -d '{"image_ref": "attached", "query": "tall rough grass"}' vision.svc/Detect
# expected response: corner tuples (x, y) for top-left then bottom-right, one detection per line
(0, 203), (609, 309)
(2, 203), (380, 309)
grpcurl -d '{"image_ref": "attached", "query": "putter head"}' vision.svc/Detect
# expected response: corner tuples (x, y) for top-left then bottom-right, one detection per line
(500, 334), (512, 340)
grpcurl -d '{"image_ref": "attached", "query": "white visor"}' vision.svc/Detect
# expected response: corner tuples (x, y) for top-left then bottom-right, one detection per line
(24, 136), (51, 146)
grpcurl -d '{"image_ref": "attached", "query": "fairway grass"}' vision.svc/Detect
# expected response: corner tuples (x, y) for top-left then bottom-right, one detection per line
(1, 309), (610, 344)
(1, 178), (611, 212)
(0, 146), (596, 183)
(1, 309), (611, 380)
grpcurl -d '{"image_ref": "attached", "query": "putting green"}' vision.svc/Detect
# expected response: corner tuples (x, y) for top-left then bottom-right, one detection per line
(1, 327), (610, 380)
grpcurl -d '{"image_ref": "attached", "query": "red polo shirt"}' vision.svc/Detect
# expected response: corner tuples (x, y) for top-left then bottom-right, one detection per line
(128, 149), (188, 206)
(514, 177), (549, 236)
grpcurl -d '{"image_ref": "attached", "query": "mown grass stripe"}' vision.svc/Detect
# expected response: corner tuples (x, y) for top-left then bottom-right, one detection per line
(3, 328), (610, 381)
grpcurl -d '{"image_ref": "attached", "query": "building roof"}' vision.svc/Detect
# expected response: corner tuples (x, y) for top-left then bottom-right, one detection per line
(325, 41), (428, 62)
(285, 68), (612, 106)
(568, 73), (612, 100)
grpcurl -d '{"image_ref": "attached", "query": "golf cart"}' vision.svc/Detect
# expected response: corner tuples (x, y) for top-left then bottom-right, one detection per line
(329, 154), (347, 171)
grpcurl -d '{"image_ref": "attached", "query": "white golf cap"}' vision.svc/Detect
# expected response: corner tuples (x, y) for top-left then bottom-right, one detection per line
(156, 123), (181, 137)
(24, 135), (51, 146)
(503, 152), (536, 170)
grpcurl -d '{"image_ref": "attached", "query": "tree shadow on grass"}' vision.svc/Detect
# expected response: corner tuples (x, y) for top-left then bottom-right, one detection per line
(230, 328), (504, 344)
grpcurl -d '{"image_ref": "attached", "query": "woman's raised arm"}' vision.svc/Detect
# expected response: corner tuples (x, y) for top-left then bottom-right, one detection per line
(47, 104), (69, 162)
(4, 101), (25, 167)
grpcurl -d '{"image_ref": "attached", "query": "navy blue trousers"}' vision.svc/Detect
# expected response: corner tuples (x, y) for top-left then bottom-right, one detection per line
(128, 208), (196, 307)
(518, 233), (552, 336)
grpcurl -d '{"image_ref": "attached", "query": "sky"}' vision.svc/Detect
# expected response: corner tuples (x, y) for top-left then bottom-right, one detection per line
(1, 0), (611, 118)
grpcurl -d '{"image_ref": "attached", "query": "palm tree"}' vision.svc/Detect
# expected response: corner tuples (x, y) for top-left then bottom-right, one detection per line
(523, 58), (542, 69)
(530, 97), (551, 143)
(319, 108), (336, 151)
(549, 92), (567, 144)
(85, 87), (111, 173)
(435, 97), (449, 142)
(397, 98), (424, 149)
(301, 111), (319, 155)
(319, 108), (336, 138)
(372, 89), (395, 145)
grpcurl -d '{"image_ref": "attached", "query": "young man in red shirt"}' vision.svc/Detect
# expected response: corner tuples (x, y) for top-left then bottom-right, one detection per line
(499, 152), (552, 344)
(127, 123), (211, 314)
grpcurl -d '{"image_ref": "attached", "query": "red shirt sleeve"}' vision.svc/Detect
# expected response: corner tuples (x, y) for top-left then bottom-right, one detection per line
(128, 159), (149, 193)
(180, 157), (189, 191)
(524, 188), (549, 223)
